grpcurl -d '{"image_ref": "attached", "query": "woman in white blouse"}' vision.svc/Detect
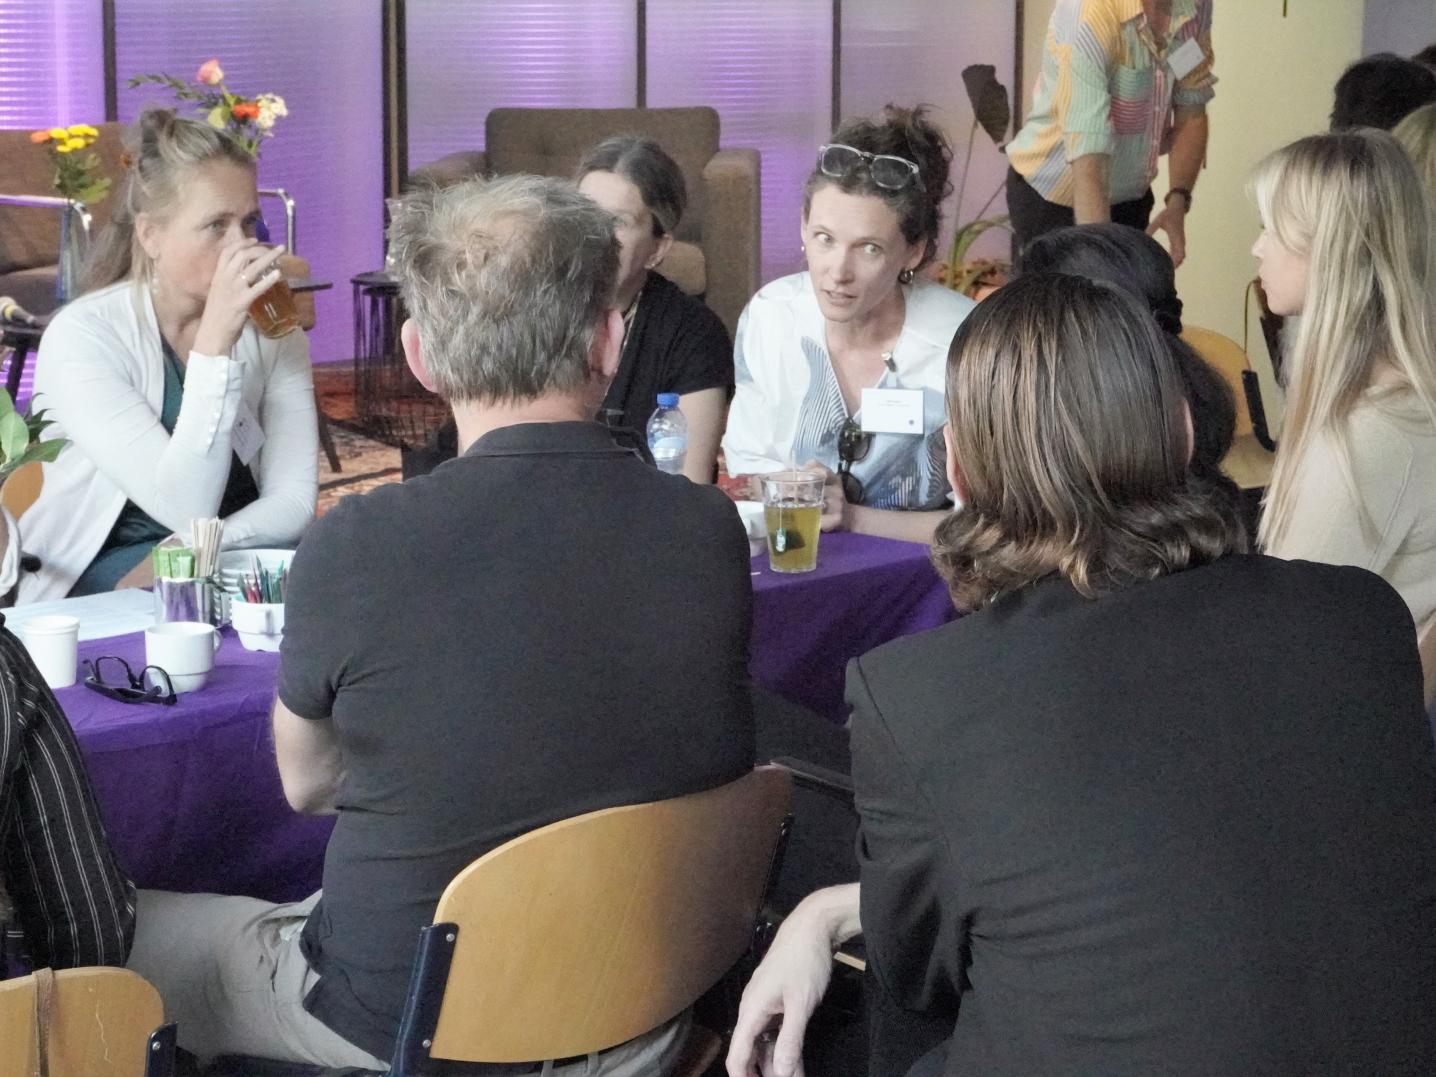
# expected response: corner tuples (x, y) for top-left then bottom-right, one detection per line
(20, 109), (316, 601)
(721, 105), (974, 544)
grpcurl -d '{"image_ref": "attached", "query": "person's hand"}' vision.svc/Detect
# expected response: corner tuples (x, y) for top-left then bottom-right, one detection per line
(725, 902), (840, 1077)
(800, 460), (848, 532)
(1146, 202), (1188, 268)
(192, 240), (287, 358)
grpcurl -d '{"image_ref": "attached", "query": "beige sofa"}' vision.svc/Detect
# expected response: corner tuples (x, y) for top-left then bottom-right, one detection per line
(409, 106), (761, 337)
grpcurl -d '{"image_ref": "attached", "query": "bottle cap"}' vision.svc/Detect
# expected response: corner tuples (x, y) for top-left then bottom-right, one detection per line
(656, 392), (680, 408)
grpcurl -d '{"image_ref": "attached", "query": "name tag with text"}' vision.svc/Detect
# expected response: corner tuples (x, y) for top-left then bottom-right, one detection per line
(860, 388), (925, 435)
(1168, 37), (1206, 80)
(231, 401), (267, 465)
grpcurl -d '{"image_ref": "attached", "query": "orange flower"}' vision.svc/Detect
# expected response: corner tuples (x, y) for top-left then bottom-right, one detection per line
(231, 102), (261, 121)
(30, 130), (50, 144)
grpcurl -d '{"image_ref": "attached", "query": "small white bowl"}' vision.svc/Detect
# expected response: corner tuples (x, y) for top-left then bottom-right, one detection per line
(230, 600), (285, 652)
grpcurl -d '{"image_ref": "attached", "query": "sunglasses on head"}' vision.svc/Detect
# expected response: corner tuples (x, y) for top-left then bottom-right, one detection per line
(818, 143), (920, 192)
(83, 656), (176, 706)
(837, 418), (873, 506)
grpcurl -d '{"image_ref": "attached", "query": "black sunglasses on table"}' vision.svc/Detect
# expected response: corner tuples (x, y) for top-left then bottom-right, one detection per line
(837, 418), (873, 506)
(83, 656), (177, 706)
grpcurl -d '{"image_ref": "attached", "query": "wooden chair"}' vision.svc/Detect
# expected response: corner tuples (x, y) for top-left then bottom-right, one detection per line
(387, 765), (792, 1076)
(1182, 326), (1276, 496)
(0, 967), (175, 1077)
(0, 460), (43, 520)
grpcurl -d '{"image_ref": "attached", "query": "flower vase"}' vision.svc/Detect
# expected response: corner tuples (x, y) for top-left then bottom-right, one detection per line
(55, 204), (87, 306)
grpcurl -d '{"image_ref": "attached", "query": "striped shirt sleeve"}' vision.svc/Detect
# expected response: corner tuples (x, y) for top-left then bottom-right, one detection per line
(1058, 0), (1123, 161)
(0, 623), (136, 969)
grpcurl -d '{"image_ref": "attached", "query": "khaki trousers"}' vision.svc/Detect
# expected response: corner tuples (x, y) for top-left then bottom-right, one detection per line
(126, 889), (687, 1074)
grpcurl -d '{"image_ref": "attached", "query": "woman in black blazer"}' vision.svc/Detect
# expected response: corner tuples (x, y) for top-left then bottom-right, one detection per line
(728, 275), (1436, 1077)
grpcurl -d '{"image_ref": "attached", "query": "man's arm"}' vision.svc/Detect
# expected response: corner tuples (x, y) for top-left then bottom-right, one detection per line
(271, 695), (344, 815)
(1071, 153), (1113, 225)
(1146, 107), (1208, 267)
(0, 628), (136, 968)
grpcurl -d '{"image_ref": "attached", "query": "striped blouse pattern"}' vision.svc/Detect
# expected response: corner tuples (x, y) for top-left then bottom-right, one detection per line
(790, 335), (948, 512)
(0, 620), (135, 970)
(1007, 0), (1216, 206)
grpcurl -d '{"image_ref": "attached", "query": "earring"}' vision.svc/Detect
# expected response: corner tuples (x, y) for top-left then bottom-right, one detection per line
(800, 244), (806, 254)
(898, 267), (915, 284)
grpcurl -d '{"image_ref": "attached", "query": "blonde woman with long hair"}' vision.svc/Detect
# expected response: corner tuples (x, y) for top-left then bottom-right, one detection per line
(1395, 102), (1436, 198)
(1251, 129), (1436, 626)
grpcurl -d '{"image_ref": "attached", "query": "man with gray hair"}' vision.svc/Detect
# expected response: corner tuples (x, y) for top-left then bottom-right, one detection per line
(127, 176), (756, 1074)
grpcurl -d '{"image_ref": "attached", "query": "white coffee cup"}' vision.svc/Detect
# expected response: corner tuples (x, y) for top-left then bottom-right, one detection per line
(20, 615), (79, 689)
(144, 621), (219, 694)
(230, 601), (285, 652)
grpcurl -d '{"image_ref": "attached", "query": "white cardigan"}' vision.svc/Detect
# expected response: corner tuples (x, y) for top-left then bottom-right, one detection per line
(19, 282), (317, 602)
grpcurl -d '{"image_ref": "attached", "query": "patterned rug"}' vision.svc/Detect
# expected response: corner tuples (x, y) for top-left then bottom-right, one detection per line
(315, 364), (405, 515)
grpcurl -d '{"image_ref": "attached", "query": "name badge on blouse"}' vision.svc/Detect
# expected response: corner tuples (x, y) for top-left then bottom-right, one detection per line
(1167, 37), (1206, 80)
(231, 401), (266, 465)
(860, 388), (924, 435)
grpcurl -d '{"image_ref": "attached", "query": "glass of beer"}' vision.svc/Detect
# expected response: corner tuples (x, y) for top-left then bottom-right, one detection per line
(761, 470), (825, 574)
(248, 252), (301, 338)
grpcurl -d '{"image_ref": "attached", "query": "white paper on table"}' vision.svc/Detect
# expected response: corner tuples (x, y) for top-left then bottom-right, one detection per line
(2, 588), (154, 642)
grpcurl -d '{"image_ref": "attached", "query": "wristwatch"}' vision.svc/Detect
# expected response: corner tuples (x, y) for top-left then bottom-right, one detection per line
(1166, 187), (1193, 212)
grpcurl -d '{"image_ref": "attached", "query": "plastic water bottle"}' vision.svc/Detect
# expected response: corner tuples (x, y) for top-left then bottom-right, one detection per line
(646, 393), (688, 475)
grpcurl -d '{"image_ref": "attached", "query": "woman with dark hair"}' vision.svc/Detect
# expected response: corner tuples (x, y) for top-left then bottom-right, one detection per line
(576, 135), (734, 481)
(406, 135), (733, 482)
(721, 105), (974, 543)
(22, 108), (316, 600)
(1018, 222), (1243, 523)
(728, 274), (1436, 1077)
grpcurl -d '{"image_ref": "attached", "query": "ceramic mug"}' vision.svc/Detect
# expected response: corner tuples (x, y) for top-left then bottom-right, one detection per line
(20, 615), (80, 689)
(144, 621), (219, 694)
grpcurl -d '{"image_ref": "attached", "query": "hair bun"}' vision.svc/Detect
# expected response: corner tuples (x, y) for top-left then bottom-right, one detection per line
(881, 103), (954, 206)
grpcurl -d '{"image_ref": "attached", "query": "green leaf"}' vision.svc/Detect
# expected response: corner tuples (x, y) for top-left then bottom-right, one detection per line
(961, 64), (1012, 146)
(0, 411), (30, 464)
(0, 390), (17, 421)
(11, 439), (66, 468)
(206, 105), (228, 129)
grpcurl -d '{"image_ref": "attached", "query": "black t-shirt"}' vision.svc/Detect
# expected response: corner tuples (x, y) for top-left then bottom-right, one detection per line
(277, 420), (755, 1063)
(402, 275), (732, 480)
(598, 270), (734, 434)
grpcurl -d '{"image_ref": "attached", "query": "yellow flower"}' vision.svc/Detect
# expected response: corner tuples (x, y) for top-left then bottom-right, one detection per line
(48, 127), (67, 140)
(63, 138), (86, 152)
(54, 143), (74, 155)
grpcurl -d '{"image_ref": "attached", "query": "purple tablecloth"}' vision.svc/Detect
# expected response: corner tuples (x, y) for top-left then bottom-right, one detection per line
(55, 629), (332, 904)
(57, 533), (951, 902)
(750, 532), (954, 720)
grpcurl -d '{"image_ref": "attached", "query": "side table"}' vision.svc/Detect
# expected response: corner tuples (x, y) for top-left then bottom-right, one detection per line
(350, 271), (446, 448)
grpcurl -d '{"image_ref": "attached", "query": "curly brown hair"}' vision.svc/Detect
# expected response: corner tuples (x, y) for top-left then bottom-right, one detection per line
(802, 103), (953, 270)
(933, 274), (1246, 610)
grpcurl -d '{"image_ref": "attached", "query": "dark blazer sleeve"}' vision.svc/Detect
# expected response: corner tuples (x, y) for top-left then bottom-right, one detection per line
(849, 655), (965, 1016)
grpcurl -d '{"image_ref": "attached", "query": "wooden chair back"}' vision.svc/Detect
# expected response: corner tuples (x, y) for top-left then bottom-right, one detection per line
(1181, 326), (1254, 437)
(1418, 615), (1436, 710)
(1, 460), (43, 520)
(0, 967), (173, 1077)
(419, 766), (792, 1065)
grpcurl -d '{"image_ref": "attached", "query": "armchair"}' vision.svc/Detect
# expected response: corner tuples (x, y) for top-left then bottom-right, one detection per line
(409, 106), (761, 336)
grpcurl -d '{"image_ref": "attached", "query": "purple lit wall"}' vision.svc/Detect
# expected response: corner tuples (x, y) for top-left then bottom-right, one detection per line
(0, 0), (104, 127)
(648, 0), (834, 285)
(115, 1), (384, 363)
(405, 0), (637, 169)
(842, 0), (1016, 263)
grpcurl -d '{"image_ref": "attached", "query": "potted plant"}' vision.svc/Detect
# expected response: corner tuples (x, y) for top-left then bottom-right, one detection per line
(0, 392), (65, 480)
(934, 64), (1013, 300)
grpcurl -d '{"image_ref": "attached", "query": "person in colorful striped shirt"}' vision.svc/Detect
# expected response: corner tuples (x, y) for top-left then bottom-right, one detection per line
(1006, 0), (1215, 267)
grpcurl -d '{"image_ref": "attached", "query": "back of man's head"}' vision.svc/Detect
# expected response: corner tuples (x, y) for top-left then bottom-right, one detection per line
(388, 174), (619, 404)
(1331, 53), (1436, 132)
